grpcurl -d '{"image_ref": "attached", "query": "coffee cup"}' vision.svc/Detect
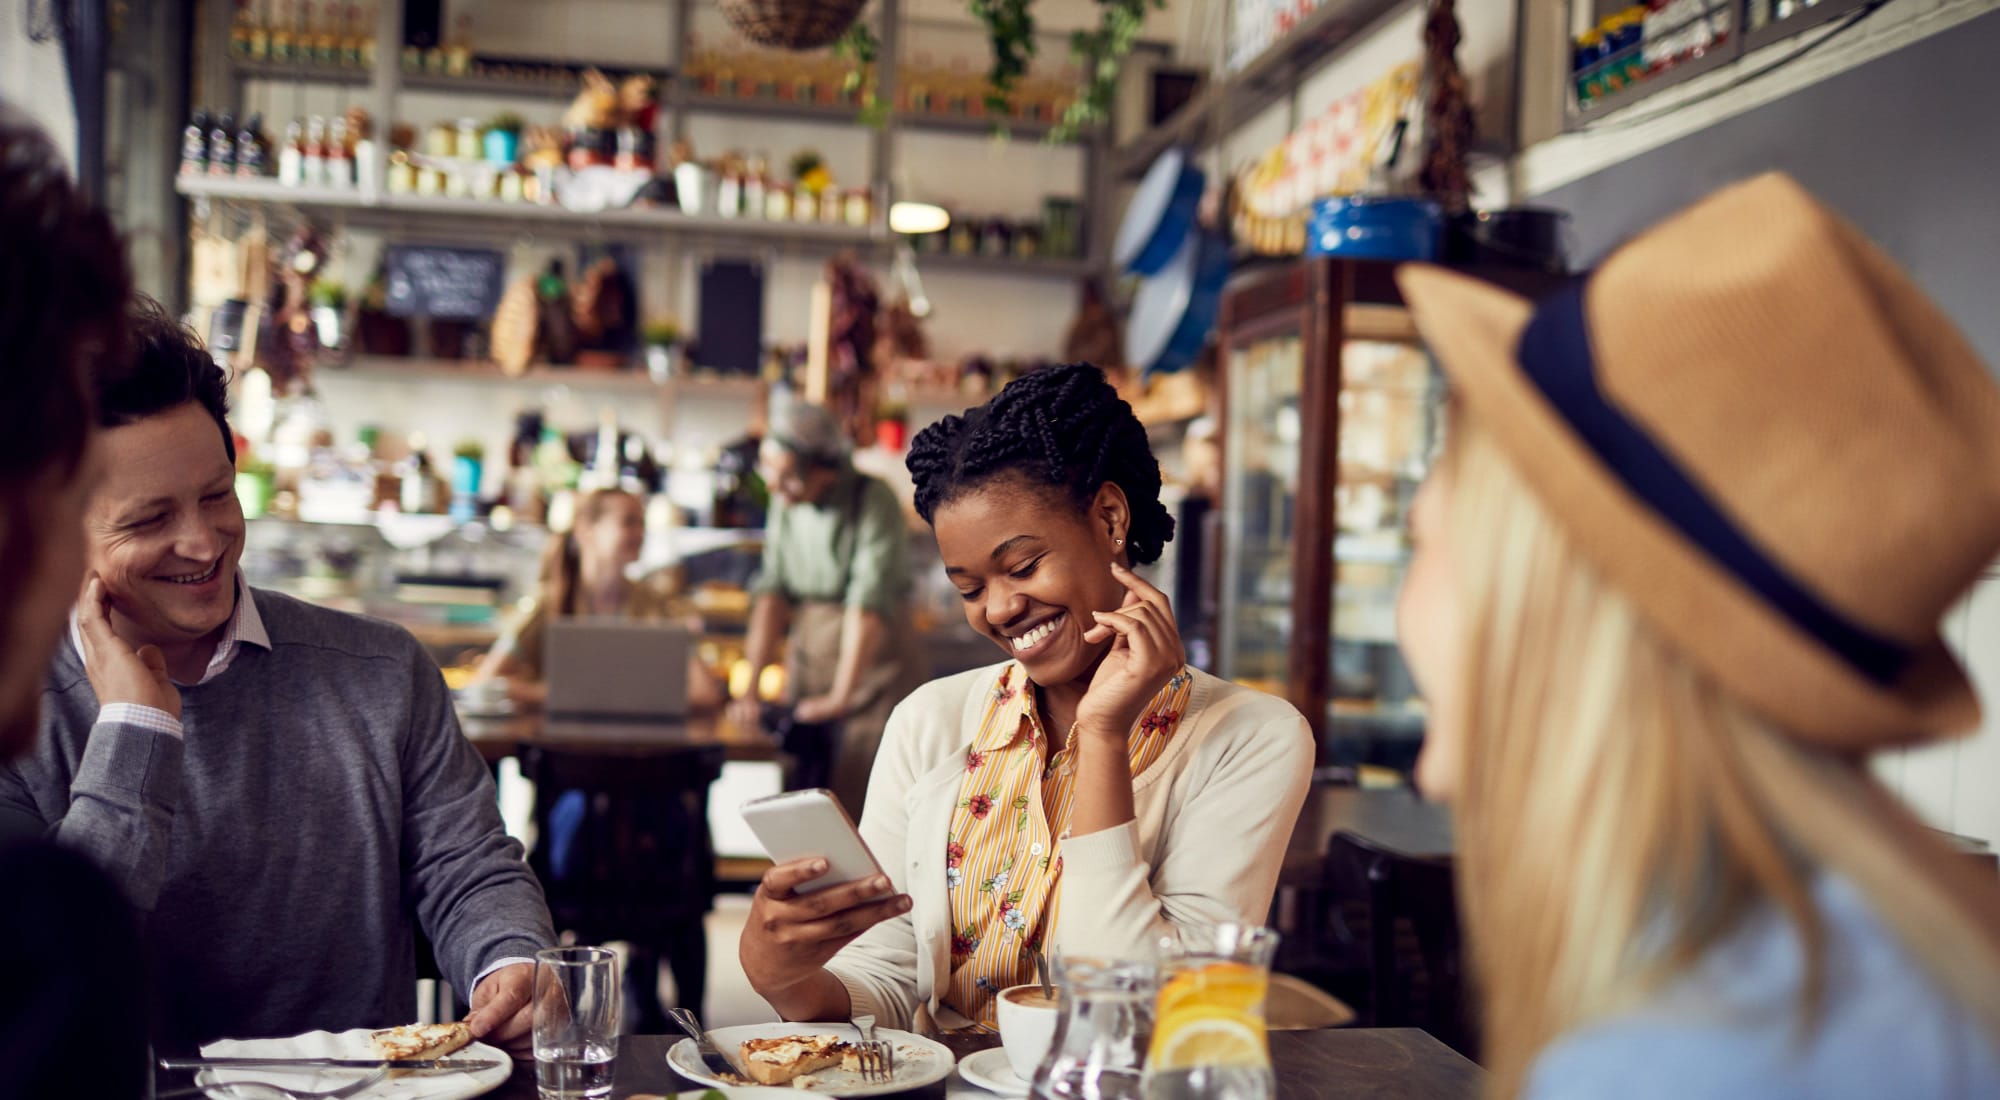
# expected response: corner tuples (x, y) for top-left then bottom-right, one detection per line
(995, 983), (1062, 1084)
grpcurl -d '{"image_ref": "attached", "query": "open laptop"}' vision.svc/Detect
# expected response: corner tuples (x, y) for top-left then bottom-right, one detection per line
(544, 619), (692, 721)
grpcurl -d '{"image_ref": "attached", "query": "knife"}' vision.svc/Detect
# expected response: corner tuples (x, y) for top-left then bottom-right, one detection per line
(667, 1006), (741, 1080)
(158, 1057), (504, 1071)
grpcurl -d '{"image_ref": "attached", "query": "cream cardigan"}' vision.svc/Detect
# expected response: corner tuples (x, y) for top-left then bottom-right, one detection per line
(822, 662), (1314, 1030)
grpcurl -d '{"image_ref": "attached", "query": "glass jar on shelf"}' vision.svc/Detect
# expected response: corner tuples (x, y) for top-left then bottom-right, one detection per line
(454, 118), (480, 160)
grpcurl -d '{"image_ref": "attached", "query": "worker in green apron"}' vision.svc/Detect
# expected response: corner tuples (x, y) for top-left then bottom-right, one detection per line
(731, 397), (921, 818)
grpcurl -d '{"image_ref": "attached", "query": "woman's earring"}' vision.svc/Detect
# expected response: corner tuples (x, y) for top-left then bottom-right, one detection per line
(1116, 538), (1125, 548)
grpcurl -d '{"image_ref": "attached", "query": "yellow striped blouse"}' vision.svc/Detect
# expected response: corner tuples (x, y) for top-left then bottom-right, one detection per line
(941, 662), (1195, 1025)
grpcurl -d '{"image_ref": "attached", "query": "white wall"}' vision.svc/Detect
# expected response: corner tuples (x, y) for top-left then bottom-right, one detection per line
(1515, 0), (2000, 197)
(1876, 571), (2000, 847)
(0, 4), (76, 164)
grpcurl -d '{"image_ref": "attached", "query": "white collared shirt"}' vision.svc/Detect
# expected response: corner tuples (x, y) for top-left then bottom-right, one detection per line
(68, 569), (271, 738)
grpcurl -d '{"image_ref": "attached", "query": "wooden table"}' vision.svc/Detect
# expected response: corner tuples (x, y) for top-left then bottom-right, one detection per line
(459, 711), (782, 766)
(482, 1028), (1480, 1098)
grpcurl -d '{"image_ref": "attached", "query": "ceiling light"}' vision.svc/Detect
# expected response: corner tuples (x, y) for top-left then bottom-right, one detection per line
(889, 201), (950, 236)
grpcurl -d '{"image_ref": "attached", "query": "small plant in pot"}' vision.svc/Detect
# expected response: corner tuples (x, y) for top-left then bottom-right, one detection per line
(642, 318), (684, 382)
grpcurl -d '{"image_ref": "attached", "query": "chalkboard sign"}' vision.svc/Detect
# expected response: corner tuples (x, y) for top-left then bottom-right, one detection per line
(383, 245), (506, 320)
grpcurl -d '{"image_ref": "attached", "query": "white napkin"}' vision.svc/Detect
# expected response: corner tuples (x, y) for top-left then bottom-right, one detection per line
(198, 1028), (512, 1099)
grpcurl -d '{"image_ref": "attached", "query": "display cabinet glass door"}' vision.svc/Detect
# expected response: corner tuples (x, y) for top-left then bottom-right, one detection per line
(1330, 339), (1439, 741)
(1218, 331), (1304, 697)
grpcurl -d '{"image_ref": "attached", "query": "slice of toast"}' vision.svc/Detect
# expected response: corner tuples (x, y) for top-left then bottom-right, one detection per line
(739, 1035), (850, 1086)
(371, 1021), (473, 1073)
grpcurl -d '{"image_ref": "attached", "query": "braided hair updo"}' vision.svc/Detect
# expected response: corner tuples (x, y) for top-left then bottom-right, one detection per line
(906, 363), (1175, 564)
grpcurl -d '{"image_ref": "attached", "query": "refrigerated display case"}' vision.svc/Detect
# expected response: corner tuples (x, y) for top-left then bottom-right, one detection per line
(1215, 258), (1557, 764)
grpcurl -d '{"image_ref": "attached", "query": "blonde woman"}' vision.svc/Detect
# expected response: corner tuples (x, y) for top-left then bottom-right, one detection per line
(474, 486), (721, 709)
(1395, 174), (2000, 1098)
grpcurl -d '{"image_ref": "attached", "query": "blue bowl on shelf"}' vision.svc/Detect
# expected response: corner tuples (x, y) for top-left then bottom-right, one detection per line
(1306, 196), (1444, 262)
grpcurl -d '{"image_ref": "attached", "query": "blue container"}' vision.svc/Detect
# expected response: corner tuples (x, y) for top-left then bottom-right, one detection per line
(483, 128), (520, 166)
(1306, 196), (1444, 262)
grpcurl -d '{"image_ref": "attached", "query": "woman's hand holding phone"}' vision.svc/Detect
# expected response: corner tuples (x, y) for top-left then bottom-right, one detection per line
(740, 858), (912, 1008)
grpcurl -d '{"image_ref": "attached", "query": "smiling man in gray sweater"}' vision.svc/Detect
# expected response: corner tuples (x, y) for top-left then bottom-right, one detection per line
(0, 305), (554, 1050)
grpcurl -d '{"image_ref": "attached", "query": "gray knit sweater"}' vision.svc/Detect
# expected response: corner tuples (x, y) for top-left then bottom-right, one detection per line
(0, 589), (554, 1046)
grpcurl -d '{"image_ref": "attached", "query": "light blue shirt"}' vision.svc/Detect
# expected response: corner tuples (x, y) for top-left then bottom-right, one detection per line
(1525, 875), (2000, 1099)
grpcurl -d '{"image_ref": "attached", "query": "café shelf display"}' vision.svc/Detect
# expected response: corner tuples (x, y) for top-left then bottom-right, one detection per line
(1215, 259), (1439, 763)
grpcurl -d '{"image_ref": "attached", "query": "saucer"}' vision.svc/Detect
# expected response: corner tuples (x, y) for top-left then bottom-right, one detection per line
(957, 1047), (1029, 1097)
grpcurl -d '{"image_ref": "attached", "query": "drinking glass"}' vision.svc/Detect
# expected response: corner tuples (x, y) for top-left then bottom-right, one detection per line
(1029, 955), (1156, 1100)
(534, 946), (620, 1099)
(1143, 923), (1280, 1100)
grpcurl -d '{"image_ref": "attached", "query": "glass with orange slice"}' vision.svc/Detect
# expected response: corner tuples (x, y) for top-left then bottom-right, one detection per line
(1143, 923), (1280, 1100)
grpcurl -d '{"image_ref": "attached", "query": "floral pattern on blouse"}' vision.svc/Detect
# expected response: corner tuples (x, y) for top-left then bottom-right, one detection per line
(939, 661), (1194, 1025)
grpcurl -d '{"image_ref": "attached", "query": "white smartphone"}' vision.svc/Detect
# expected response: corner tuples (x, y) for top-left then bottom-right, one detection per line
(739, 788), (886, 895)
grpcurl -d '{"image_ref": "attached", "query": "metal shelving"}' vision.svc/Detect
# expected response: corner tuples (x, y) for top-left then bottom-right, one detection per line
(206, 0), (1107, 278)
(177, 175), (882, 249)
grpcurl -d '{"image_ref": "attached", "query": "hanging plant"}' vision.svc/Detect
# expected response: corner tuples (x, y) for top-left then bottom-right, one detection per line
(833, 0), (1164, 141)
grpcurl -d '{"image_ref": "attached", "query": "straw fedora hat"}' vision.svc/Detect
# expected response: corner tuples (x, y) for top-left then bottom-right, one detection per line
(1396, 173), (2000, 749)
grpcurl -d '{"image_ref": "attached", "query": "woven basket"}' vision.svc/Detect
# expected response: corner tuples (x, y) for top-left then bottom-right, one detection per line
(720, 0), (867, 51)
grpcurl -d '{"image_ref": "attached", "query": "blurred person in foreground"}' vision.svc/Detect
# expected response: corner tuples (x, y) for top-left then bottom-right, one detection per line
(0, 107), (145, 1097)
(0, 306), (555, 1052)
(729, 394), (922, 817)
(1395, 173), (2000, 1098)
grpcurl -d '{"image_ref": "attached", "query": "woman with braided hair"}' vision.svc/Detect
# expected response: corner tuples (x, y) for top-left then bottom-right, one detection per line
(738, 362), (1313, 1032)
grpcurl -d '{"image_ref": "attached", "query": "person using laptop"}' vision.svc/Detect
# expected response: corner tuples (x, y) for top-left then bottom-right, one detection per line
(472, 485), (721, 711)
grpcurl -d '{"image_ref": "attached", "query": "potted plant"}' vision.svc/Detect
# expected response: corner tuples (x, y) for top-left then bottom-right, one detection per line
(235, 457), (277, 520)
(642, 317), (685, 382)
(308, 279), (347, 351)
(484, 112), (524, 166)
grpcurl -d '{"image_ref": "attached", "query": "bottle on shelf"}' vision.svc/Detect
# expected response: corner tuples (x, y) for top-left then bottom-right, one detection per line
(270, 0), (295, 63)
(311, 0), (339, 65)
(353, 3), (377, 69)
(230, 0), (256, 59)
(326, 116), (351, 188)
(278, 118), (304, 185)
(445, 14), (473, 76)
(208, 112), (237, 176)
(180, 109), (210, 176)
(235, 114), (268, 179)
(303, 115), (327, 186)
(248, 0), (271, 60)
(398, 433), (441, 514)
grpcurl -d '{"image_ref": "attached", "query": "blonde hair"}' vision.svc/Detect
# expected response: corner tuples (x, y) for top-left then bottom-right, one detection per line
(538, 487), (641, 618)
(1440, 416), (2000, 1098)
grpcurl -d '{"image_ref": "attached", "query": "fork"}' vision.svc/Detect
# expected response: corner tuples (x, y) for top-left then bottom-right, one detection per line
(850, 1014), (894, 1083)
(158, 1067), (392, 1100)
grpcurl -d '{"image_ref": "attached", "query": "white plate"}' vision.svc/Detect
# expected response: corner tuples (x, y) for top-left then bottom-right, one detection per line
(672, 1091), (802, 1099)
(667, 1022), (956, 1097)
(956, 1048), (1029, 1097)
(196, 1029), (511, 1099)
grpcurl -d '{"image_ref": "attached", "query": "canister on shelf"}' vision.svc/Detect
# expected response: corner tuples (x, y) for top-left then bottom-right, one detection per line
(385, 150), (415, 194)
(767, 183), (793, 222)
(844, 189), (871, 228)
(425, 121), (455, 159)
(455, 118), (481, 160)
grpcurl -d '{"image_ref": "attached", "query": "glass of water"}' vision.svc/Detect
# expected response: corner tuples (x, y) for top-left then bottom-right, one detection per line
(534, 946), (619, 1099)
